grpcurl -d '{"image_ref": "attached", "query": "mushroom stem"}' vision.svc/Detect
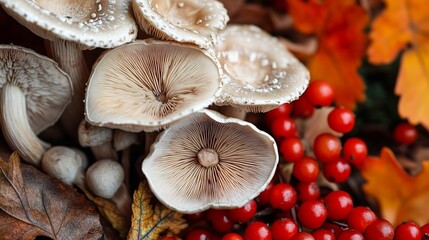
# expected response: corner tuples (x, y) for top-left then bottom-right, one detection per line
(218, 106), (247, 120)
(111, 184), (132, 219)
(91, 142), (118, 161)
(45, 40), (89, 142)
(121, 148), (131, 191)
(197, 148), (219, 167)
(1, 84), (50, 166)
(144, 131), (159, 156)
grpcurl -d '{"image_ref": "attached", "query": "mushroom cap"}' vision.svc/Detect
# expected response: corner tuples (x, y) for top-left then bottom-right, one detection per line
(86, 159), (124, 199)
(132, 0), (229, 48)
(214, 25), (310, 112)
(142, 109), (278, 213)
(0, 0), (137, 49)
(78, 119), (113, 147)
(0, 44), (72, 134)
(85, 39), (222, 132)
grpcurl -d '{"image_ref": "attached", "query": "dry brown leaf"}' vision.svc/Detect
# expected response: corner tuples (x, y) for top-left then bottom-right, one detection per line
(127, 182), (187, 240)
(0, 152), (112, 239)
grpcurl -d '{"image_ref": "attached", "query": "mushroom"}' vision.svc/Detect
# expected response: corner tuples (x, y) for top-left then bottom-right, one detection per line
(41, 146), (87, 190)
(113, 129), (139, 190)
(0, 0), (137, 140)
(86, 159), (132, 218)
(214, 25), (310, 118)
(0, 44), (72, 166)
(132, 0), (229, 48)
(142, 109), (278, 213)
(85, 39), (222, 132)
(78, 119), (117, 161)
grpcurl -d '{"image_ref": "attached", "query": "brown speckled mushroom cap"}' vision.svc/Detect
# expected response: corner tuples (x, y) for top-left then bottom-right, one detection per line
(142, 109), (278, 213)
(214, 25), (310, 112)
(132, 0), (229, 49)
(0, 0), (137, 49)
(85, 39), (221, 132)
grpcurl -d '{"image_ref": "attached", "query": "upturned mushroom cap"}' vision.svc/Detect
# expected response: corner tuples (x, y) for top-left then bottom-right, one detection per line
(85, 39), (222, 132)
(0, 0), (137, 49)
(86, 159), (125, 199)
(142, 109), (278, 213)
(132, 0), (229, 48)
(214, 25), (310, 112)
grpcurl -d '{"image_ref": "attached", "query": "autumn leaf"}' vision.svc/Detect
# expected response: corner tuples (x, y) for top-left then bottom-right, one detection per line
(127, 182), (187, 240)
(361, 147), (429, 226)
(368, 0), (429, 129)
(0, 152), (112, 240)
(287, 0), (368, 109)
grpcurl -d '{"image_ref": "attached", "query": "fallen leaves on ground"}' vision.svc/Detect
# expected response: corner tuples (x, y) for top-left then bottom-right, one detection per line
(127, 182), (187, 240)
(368, 0), (429, 129)
(0, 152), (111, 240)
(287, 0), (368, 109)
(361, 147), (429, 226)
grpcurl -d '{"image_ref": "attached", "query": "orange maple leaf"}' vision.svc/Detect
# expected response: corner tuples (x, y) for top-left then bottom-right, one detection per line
(361, 148), (429, 226)
(368, 0), (429, 129)
(287, 0), (368, 109)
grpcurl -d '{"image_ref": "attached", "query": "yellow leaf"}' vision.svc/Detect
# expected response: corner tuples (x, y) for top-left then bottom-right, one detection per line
(127, 182), (187, 240)
(361, 148), (429, 226)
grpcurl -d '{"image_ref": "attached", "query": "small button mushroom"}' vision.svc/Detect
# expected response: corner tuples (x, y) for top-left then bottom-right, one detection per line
(78, 119), (117, 161)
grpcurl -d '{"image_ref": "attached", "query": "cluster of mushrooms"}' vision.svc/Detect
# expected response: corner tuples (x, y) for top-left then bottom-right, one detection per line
(0, 0), (309, 215)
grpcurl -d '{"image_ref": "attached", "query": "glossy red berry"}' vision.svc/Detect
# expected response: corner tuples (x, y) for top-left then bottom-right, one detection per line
(292, 96), (315, 118)
(296, 181), (320, 201)
(227, 200), (257, 223)
(280, 137), (305, 163)
(347, 206), (377, 233)
(420, 223), (429, 239)
(270, 183), (298, 211)
(364, 219), (394, 240)
(304, 80), (335, 107)
(290, 232), (315, 240)
(313, 133), (342, 163)
(394, 221), (421, 240)
(343, 138), (367, 166)
(265, 103), (293, 126)
(222, 233), (244, 240)
(186, 211), (206, 221)
(271, 117), (297, 140)
(312, 229), (335, 240)
(244, 221), (272, 240)
(293, 157), (320, 183)
(207, 209), (234, 233)
(271, 218), (298, 240)
(337, 230), (364, 240)
(393, 122), (418, 145)
(322, 222), (345, 237)
(327, 107), (355, 133)
(298, 200), (328, 229)
(258, 182), (274, 206)
(160, 237), (176, 240)
(324, 190), (354, 220)
(322, 159), (351, 183)
(186, 229), (212, 240)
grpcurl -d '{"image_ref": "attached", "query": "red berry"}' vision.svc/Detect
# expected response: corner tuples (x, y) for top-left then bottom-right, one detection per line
(290, 232), (315, 240)
(271, 117), (297, 140)
(313, 133), (342, 163)
(394, 221), (421, 240)
(364, 219), (394, 240)
(343, 138), (367, 167)
(322, 222), (345, 237)
(265, 103), (293, 126)
(207, 209), (234, 233)
(292, 96), (315, 118)
(296, 181), (320, 201)
(393, 122), (418, 145)
(222, 233), (244, 240)
(160, 237), (176, 240)
(347, 206), (377, 233)
(258, 182), (274, 206)
(186, 229), (212, 240)
(270, 183), (298, 211)
(327, 107), (355, 133)
(312, 229), (335, 240)
(420, 223), (429, 238)
(271, 218), (298, 240)
(293, 157), (320, 183)
(227, 200), (257, 223)
(244, 221), (272, 240)
(304, 80), (335, 107)
(324, 190), (354, 220)
(280, 137), (305, 163)
(337, 230), (364, 240)
(322, 159), (351, 183)
(186, 211), (206, 221)
(298, 200), (328, 229)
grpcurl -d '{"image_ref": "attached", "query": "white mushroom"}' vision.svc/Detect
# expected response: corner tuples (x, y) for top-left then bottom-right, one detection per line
(0, 45), (72, 165)
(214, 25), (310, 118)
(132, 0), (229, 48)
(78, 119), (117, 161)
(85, 39), (222, 132)
(143, 109), (278, 213)
(0, 0), (138, 140)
